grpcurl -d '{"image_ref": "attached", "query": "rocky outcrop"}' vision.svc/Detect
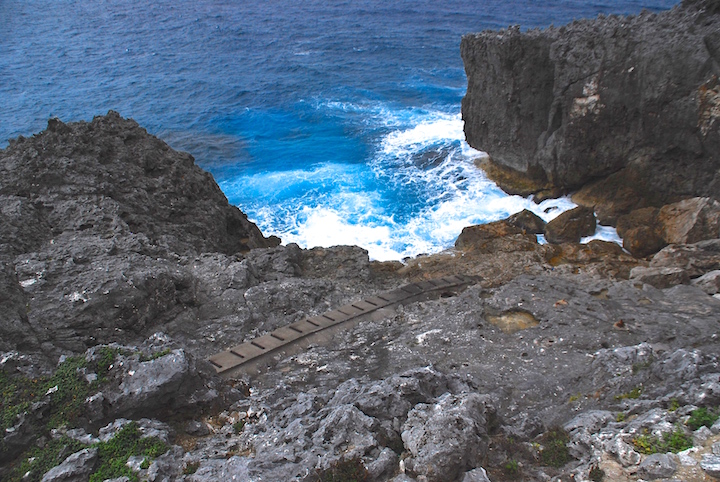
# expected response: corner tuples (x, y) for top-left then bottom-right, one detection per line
(3, 114), (720, 482)
(461, 0), (720, 221)
(619, 197), (720, 257)
(0, 113), (293, 364)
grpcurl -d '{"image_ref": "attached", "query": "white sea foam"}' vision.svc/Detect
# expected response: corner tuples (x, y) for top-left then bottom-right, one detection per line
(227, 102), (621, 261)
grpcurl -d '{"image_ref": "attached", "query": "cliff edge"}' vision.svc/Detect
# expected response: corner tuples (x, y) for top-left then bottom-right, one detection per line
(461, 0), (720, 222)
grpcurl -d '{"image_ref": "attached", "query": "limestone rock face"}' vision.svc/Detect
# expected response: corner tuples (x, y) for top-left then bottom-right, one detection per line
(461, 1), (720, 214)
(401, 393), (492, 482)
(0, 113), (281, 362)
(40, 447), (98, 482)
(0, 112), (276, 257)
(658, 197), (720, 245)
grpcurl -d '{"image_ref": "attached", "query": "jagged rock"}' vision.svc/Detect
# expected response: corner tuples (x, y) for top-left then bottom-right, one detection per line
(692, 270), (720, 294)
(544, 206), (596, 244)
(701, 454), (720, 478)
(658, 197), (720, 245)
(99, 348), (231, 421)
(615, 198), (720, 258)
(563, 410), (614, 434)
(506, 209), (546, 234)
(455, 219), (538, 253)
(638, 453), (678, 480)
(401, 392), (492, 482)
(40, 447), (98, 482)
(185, 456), (252, 482)
(461, 1), (720, 216)
(461, 467), (492, 482)
(640, 239), (720, 285)
(616, 206), (666, 257)
(0, 112), (280, 363)
(629, 266), (691, 289)
(622, 225), (668, 258)
(366, 447), (399, 480)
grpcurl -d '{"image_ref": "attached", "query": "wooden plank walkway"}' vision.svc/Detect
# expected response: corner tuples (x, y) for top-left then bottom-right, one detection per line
(208, 275), (479, 377)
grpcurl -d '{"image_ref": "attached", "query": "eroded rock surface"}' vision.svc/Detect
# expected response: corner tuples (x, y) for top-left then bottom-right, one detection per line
(2, 113), (720, 482)
(461, 0), (720, 219)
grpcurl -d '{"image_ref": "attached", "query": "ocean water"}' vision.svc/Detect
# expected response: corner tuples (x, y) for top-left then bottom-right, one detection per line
(0, 0), (678, 260)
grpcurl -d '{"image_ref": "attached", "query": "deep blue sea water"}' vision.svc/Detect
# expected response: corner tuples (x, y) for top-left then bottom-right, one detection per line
(0, 0), (678, 260)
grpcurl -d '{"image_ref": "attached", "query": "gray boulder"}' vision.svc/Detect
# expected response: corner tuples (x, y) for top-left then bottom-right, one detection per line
(638, 453), (678, 480)
(40, 448), (98, 482)
(401, 392), (492, 482)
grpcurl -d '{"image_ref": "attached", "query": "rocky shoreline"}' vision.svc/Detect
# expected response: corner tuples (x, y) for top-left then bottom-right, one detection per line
(1, 2), (720, 480)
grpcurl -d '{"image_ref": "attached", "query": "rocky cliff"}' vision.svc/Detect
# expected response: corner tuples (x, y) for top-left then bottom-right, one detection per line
(461, 0), (720, 222)
(2, 113), (720, 481)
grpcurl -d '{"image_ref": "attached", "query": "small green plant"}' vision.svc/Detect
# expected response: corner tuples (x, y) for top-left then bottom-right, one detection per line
(96, 347), (120, 376)
(89, 421), (169, 482)
(316, 457), (369, 482)
(589, 465), (605, 481)
(539, 427), (572, 468)
(233, 419), (246, 433)
(569, 393), (582, 403)
(668, 398), (681, 412)
(631, 426), (693, 455)
(6, 436), (88, 482)
(1, 370), (40, 435)
(44, 356), (91, 429)
(687, 407), (719, 431)
(616, 412), (626, 422)
(615, 386), (642, 401)
(504, 459), (519, 474)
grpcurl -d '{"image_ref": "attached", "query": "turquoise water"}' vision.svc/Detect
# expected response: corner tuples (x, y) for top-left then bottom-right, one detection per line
(0, 0), (677, 259)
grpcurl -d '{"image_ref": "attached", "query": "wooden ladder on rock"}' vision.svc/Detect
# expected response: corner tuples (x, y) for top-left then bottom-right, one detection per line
(208, 275), (479, 378)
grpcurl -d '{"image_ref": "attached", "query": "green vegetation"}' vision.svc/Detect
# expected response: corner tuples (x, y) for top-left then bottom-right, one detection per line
(44, 355), (91, 429)
(2, 349), (173, 482)
(669, 398), (681, 412)
(90, 421), (169, 482)
(139, 348), (173, 362)
(539, 427), (572, 468)
(96, 346), (121, 380)
(687, 407), (719, 431)
(6, 422), (169, 482)
(316, 457), (369, 482)
(1, 349), (122, 439)
(589, 465), (605, 481)
(233, 419), (246, 433)
(631, 426), (693, 455)
(1, 370), (40, 435)
(616, 412), (626, 422)
(615, 386), (642, 401)
(504, 459), (519, 474)
(6, 436), (87, 482)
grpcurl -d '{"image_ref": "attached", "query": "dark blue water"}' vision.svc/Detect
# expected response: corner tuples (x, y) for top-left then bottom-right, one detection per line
(0, 0), (678, 259)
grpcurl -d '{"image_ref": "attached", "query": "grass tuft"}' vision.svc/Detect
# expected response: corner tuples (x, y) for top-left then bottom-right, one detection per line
(539, 427), (572, 468)
(687, 407), (719, 431)
(631, 426), (693, 455)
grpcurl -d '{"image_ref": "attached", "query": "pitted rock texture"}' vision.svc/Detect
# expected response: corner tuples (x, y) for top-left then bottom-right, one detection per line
(461, 0), (720, 217)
